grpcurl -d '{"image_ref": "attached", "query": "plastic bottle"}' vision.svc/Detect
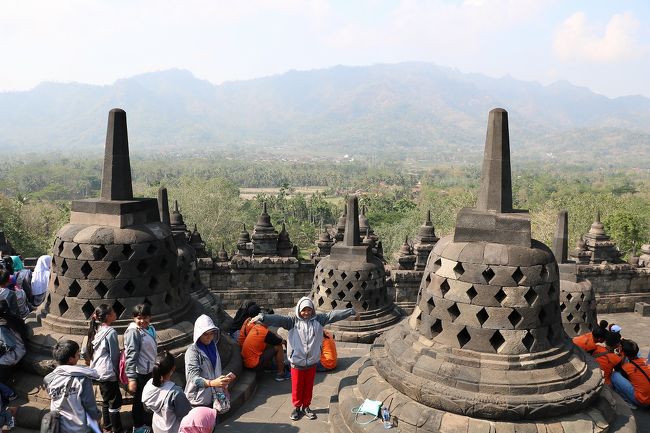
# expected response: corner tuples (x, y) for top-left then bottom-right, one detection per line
(382, 407), (391, 429)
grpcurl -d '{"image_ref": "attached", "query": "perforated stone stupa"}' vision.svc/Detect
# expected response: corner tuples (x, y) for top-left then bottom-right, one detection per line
(570, 211), (622, 264)
(311, 196), (403, 342)
(330, 109), (634, 433)
(554, 210), (597, 337)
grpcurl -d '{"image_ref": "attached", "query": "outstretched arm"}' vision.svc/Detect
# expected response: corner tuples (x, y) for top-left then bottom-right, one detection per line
(316, 308), (356, 326)
(256, 313), (295, 330)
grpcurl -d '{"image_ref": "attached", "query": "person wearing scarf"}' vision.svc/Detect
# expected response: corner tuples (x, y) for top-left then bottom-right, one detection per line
(184, 315), (233, 408)
(30, 255), (51, 306)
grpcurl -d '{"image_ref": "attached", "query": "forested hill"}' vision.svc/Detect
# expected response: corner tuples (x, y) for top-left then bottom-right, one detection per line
(1, 62), (650, 166)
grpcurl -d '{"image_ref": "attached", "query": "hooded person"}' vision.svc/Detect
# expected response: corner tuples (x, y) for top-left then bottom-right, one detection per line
(252, 296), (356, 421)
(30, 255), (51, 306)
(9, 256), (31, 315)
(184, 314), (233, 408)
(179, 407), (217, 433)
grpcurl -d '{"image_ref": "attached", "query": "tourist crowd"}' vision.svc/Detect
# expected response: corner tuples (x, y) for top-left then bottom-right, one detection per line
(573, 320), (650, 409)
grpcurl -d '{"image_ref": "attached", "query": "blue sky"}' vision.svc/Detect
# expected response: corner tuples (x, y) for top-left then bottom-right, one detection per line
(1, 0), (649, 97)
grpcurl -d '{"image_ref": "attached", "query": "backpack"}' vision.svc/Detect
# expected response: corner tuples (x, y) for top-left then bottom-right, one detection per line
(118, 349), (128, 385)
(40, 378), (74, 433)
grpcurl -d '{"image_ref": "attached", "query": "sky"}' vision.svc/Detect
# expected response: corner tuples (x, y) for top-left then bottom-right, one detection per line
(1, 0), (649, 98)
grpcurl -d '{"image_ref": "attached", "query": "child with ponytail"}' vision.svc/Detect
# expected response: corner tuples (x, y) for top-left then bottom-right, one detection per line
(84, 304), (123, 433)
(142, 352), (192, 433)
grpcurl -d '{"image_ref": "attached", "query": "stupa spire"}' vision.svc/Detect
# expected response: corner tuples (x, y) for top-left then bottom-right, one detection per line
(553, 210), (569, 264)
(100, 108), (133, 201)
(476, 108), (512, 213)
(343, 196), (361, 246)
(157, 187), (170, 226)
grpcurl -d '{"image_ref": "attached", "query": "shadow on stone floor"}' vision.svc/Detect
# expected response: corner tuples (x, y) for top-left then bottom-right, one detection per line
(218, 420), (302, 433)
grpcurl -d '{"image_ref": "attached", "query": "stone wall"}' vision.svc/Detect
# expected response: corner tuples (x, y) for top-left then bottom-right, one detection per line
(578, 264), (650, 313)
(387, 269), (422, 314)
(199, 256), (315, 310)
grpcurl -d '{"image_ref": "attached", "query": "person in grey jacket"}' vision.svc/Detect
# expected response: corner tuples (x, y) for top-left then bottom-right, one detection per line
(184, 314), (233, 408)
(84, 304), (123, 433)
(0, 269), (18, 318)
(124, 303), (157, 432)
(44, 339), (100, 433)
(252, 296), (357, 421)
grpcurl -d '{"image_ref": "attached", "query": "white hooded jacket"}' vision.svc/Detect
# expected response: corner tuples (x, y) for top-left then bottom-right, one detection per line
(89, 325), (119, 381)
(184, 314), (223, 406)
(142, 378), (191, 433)
(44, 365), (100, 433)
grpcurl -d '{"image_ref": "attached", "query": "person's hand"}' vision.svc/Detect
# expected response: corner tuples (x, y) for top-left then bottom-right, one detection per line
(128, 380), (137, 393)
(250, 313), (263, 324)
(210, 375), (232, 387)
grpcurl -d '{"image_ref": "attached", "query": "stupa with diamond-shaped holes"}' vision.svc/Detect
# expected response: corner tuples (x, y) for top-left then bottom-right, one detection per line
(329, 109), (634, 433)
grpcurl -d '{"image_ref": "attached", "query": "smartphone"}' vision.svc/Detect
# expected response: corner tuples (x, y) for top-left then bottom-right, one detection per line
(226, 372), (236, 380)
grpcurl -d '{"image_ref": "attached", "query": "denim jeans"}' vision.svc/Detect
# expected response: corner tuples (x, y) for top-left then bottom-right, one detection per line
(611, 371), (640, 406)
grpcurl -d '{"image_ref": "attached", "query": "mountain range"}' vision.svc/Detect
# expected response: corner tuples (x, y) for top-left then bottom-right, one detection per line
(1, 62), (649, 166)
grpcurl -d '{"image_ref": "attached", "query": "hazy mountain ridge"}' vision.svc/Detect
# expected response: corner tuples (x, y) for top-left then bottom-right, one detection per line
(1, 63), (649, 165)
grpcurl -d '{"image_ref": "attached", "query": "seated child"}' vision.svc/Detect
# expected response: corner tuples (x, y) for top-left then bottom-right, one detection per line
(592, 331), (622, 384)
(612, 339), (650, 408)
(43, 340), (100, 433)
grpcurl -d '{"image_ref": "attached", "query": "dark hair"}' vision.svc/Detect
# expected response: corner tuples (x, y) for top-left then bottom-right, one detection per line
(0, 268), (10, 286)
(152, 351), (175, 387)
(598, 320), (609, 330)
(0, 299), (28, 341)
(605, 330), (621, 348)
(85, 304), (114, 361)
(53, 339), (80, 365)
(132, 303), (152, 318)
(621, 339), (639, 358)
(230, 301), (258, 333)
(592, 321), (608, 341)
(1, 257), (13, 275)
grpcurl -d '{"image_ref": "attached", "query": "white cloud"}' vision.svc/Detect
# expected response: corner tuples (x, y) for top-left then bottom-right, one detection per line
(554, 11), (648, 63)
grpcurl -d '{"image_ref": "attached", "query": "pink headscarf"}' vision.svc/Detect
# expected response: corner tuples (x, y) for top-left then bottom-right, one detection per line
(179, 407), (217, 433)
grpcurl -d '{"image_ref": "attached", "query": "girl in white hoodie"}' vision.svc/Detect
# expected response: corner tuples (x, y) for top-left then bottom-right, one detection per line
(142, 351), (192, 433)
(84, 304), (123, 433)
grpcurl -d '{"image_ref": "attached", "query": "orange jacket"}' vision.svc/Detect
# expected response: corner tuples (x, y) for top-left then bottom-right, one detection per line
(241, 324), (269, 369)
(573, 333), (598, 354)
(591, 346), (622, 384)
(320, 331), (337, 371)
(621, 358), (650, 405)
(238, 317), (255, 347)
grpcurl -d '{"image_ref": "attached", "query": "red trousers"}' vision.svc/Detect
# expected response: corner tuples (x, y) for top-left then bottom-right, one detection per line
(291, 366), (316, 408)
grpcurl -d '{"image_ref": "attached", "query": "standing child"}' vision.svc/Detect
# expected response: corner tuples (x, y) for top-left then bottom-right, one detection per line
(124, 304), (157, 433)
(85, 304), (123, 433)
(252, 296), (356, 420)
(142, 352), (192, 433)
(43, 340), (101, 433)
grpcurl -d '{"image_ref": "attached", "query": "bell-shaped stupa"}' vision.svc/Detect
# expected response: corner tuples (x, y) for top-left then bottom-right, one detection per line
(330, 109), (633, 433)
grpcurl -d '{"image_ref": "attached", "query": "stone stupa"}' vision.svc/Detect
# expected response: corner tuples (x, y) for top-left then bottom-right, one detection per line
(330, 108), (635, 433)
(310, 196), (403, 342)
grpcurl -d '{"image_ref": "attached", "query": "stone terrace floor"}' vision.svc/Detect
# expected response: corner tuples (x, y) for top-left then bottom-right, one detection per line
(13, 311), (650, 433)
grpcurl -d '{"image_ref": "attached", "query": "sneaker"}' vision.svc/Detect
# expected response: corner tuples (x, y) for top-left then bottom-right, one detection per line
(2, 416), (15, 431)
(275, 370), (291, 381)
(290, 407), (302, 420)
(133, 427), (152, 433)
(303, 406), (317, 420)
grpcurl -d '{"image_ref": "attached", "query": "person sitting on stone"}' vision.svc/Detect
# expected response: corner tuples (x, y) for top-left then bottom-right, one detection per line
(591, 330), (622, 385)
(184, 315), (233, 408)
(229, 301), (259, 340)
(612, 339), (650, 409)
(236, 304), (262, 347)
(573, 320), (608, 355)
(0, 300), (27, 370)
(316, 330), (337, 372)
(9, 257), (31, 316)
(240, 315), (288, 382)
(251, 296), (357, 421)
(43, 340), (101, 433)
(30, 255), (51, 307)
(142, 351), (192, 433)
(0, 270), (19, 318)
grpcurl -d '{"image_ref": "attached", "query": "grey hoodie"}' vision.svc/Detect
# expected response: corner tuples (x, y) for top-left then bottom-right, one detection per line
(89, 325), (120, 381)
(261, 296), (355, 368)
(44, 365), (100, 433)
(124, 321), (157, 378)
(184, 314), (223, 407)
(142, 378), (192, 433)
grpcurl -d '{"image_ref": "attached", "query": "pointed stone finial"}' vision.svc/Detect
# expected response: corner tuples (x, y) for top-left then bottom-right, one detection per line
(174, 200), (179, 212)
(595, 210), (601, 223)
(157, 187), (170, 226)
(553, 210), (569, 264)
(476, 108), (512, 213)
(343, 196), (361, 246)
(344, 204), (347, 215)
(263, 202), (268, 215)
(426, 209), (432, 224)
(193, 224), (198, 233)
(100, 108), (133, 201)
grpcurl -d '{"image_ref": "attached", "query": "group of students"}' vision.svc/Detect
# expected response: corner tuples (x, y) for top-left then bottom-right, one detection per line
(0, 254), (50, 431)
(230, 297), (350, 421)
(573, 320), (650, 409)
(40, 295), (356, 433)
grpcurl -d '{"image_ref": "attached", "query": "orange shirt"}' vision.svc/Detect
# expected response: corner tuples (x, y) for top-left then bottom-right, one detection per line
(591, 346), (622, 384)
(621, 358), (650, 405)
(238, 318), (255, 347)
(241, 324), (269, 369)
(320, 332), (337, 371)
(573, 333), (598, 354)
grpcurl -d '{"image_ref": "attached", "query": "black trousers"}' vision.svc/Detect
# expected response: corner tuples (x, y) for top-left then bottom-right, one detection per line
(98, 381), (123, 432)
(132, 373), (153, 428)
